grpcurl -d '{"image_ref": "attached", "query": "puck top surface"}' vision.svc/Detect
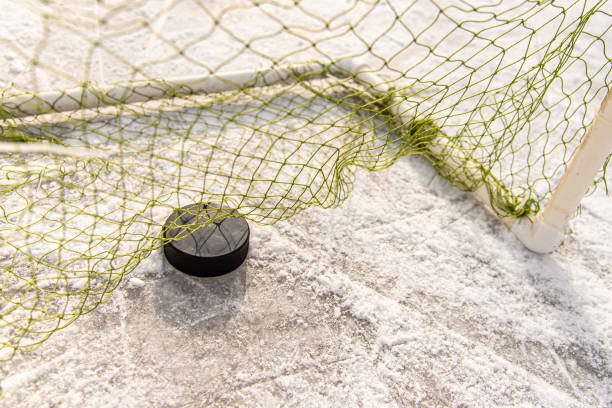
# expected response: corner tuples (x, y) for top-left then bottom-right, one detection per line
(163, 203), (249, 276)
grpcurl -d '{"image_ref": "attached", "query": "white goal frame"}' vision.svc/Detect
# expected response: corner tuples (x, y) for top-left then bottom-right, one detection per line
(1, 58), (610, 253)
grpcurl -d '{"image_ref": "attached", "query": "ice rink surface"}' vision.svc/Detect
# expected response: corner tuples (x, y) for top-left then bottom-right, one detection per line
(1, 157), (611, 407)
(1, 1), (611, 407)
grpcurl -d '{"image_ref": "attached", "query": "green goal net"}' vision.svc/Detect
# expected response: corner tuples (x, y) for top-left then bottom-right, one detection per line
(0, 0), (610, 359)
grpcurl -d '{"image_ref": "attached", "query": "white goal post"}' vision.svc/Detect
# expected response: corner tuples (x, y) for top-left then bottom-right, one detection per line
(1, 58), (610, 253)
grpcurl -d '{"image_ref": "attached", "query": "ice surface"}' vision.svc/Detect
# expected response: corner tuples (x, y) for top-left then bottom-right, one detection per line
(1, 158), (610, 407)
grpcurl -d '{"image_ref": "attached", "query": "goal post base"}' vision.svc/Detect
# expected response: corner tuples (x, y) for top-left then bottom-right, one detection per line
(473, 185), (566, 254)
(510, 218), (567, 254)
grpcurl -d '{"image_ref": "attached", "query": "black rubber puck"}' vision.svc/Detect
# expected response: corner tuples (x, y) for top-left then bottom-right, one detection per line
(162, 203), (249, 277)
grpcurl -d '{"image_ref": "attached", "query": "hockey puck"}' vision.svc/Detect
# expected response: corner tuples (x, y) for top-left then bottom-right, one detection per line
(162, 203), (249, 277)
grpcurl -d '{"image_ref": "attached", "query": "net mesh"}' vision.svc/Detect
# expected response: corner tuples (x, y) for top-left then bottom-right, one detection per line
(0, 0), (610, 358)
